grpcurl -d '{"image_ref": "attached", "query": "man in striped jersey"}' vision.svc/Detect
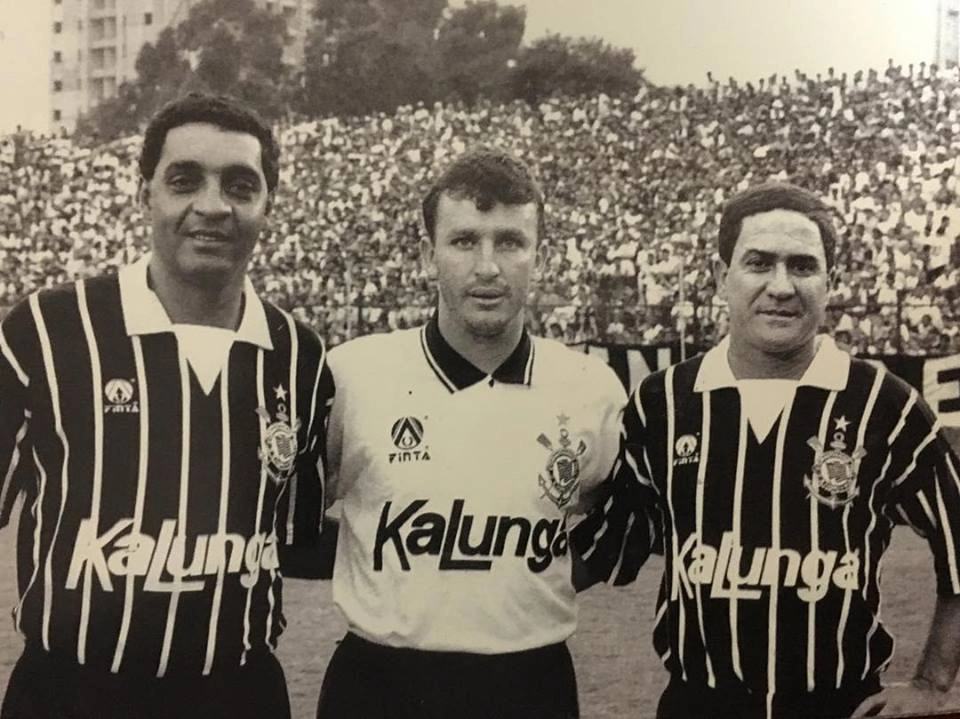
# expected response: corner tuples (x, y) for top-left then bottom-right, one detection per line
(0, 94), (334, 718)
(573, 182), (960, 718)
(315, 149), (625, 718)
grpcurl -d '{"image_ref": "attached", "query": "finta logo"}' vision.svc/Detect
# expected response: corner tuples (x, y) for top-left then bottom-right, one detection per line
(673, 434), (699, 466)
(672, 532), (859, 603)
(389, 416), (430, 464)
(66, 518), (279, 593)
(374, 499), (567, 573)
(104, 378), (139, 414)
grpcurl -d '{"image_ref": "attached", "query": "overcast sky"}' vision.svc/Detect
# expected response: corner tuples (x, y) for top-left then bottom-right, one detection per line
(0, 0), (942, 134)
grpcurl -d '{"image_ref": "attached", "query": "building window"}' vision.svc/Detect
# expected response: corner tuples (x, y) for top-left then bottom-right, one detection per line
(53, 51), (62, 63)
(53, 21), (62, 33)
(53, 80), (63, 92)
(144, 12), (153, 25)
(53, 110), (62, 122)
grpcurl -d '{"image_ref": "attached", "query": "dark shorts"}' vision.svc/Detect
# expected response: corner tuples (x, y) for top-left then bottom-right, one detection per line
(656, 674), (883, 719)
(316, 632), (579, 719)
(1, 645), (291, 719)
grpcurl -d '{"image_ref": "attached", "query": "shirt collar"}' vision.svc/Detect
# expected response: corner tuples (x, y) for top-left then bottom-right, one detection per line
(694, 334), (849, 392)
(420, 314), (535, 392)
(118, 253), (273, 349)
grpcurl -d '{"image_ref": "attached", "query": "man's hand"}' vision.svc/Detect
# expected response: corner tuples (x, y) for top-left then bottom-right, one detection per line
(850, 681), (947, 717)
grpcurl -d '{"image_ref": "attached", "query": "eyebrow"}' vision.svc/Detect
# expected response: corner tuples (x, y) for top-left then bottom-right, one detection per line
(162, 161), (262, 180)
(742, 249), (821, 264)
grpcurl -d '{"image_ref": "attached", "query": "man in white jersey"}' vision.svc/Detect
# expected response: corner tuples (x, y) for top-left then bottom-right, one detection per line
(317, 149), (625, 718)
(573, 182), (960, 719)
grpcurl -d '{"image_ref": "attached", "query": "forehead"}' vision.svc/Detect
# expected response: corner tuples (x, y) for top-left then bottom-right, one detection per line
(734, 209), (825, 261)
(155, 122), (264, 176)
(434, 192), (538, 237)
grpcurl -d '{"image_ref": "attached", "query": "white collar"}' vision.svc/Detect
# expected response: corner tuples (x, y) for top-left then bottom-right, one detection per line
(117, 253), (273, 349)
(694, 334), (849, 392)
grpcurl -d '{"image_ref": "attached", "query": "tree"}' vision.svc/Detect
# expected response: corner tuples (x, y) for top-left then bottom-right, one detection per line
(436, 1), (525, 104)
(510, 34), (644, 104)
(301, 0), (446, 116)
(78, 0), (292, 141)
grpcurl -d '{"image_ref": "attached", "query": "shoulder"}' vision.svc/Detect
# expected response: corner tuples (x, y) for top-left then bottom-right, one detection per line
(532, 336), (626, 401)
(7, 274), (119, 328)
(329, 327), (421, 375)
(633, 353), (706, 403)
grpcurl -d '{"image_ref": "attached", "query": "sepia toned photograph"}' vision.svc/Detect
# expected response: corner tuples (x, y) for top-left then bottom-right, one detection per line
(2, 1), (960, 717)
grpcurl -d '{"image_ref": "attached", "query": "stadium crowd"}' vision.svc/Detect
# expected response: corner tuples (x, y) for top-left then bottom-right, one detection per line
(2, 59), (960, 355)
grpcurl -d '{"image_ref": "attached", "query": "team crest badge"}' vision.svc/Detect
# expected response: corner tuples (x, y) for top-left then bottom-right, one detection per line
(804, 416), (865, 509)
(537, 413), (587, 509)
(256, 385), (301, 484)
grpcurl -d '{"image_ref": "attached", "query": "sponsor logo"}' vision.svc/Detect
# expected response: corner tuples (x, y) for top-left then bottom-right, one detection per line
(389, 416), (431, 464)
(804, 416), (865, 509)
(374, 499), (567, 574)
(537, 413), (585, 508)
(256, 384), (300, 484)
(672, 532), (859, 603)
(66, 518), (279, 593)
(673, 434), (699, 466)
(104, 378), (139, 414)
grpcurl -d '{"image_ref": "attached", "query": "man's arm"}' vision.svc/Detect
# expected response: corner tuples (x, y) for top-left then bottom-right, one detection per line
(852, 595), (960, 716)
(0, 306), (33, 530)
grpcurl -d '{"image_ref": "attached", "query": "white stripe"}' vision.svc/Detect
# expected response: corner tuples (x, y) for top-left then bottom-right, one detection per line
(420, 326), (456, 392)
(663, 367), (687, 680)
(14, 450), (47, 637)
(28, 294), (71, 654)
(241, 350), (268, 665)
(0, 418), (29, 523)
(890, 424), (940, 489)
(523, 341), (535, 384)
(111, 337), (148, 673)
(863, 377), (910, 601)
(284, 311), (299, 544)
(935, 475), (960, 593)
(919, 493), (938, 529)
(693, 390), (715, 687)
(75, 282), (104, 665)
(304, 341), (326, 448)
(729, 406), (748, 681)
(578, 492), (613, 563)
(157, 345), (192, 677)
(203, 359), (233, 675)
(0, 324), (27, 386)
(766, 391), (794, 702)
(832, 370), (882, 688)
(608, 512), (636, 583)
(808, 390), (837, 691)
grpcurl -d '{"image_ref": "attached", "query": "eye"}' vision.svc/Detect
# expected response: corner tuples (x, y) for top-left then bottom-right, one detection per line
(497, 235), (525, 249)
(744, 255), (770, 269)
(226, 179), (258, 199)
(168, 175), (198, 193)
(451, 235), (475, 248)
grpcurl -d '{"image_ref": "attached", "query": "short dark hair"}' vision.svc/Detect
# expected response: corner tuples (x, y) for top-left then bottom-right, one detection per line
(718, 182), (837, 270)
(139, 93), (280, 194)
(422, 148), (545, 242)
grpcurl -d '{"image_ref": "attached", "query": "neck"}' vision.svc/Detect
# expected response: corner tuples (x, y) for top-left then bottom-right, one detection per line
(437, 310), (524, 375)
(148, 262), (244, 330)
(727, 336), (819, 380)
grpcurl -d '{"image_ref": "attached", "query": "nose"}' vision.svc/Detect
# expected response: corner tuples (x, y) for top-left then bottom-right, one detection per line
(765, 263), (796, 298)
(473, 242), (501, 280)
(192, 182), (230, 217)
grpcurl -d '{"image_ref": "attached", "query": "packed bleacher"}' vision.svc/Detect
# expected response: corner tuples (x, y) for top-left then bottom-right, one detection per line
(2, 58), (960, 355)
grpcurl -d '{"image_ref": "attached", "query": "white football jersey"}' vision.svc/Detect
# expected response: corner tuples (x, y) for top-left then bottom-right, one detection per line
(327, 319), (625, 652)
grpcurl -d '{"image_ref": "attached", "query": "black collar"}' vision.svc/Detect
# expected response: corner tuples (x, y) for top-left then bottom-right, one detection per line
(420, 315), (535, 392)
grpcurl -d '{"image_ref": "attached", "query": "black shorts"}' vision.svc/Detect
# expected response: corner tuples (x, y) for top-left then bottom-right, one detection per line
(316, 632), (579, 719)
(656, 674), (883, 719)
(1, 645), (291, 719)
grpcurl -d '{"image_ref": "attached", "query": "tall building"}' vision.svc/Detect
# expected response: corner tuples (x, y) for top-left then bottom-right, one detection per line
(937, 0), (960, 69)
(50, 0), (315, 132)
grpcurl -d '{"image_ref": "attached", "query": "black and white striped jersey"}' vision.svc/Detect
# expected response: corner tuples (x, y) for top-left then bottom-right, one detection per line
(573, 336), (960, 715)
(0, 256), (334, 678)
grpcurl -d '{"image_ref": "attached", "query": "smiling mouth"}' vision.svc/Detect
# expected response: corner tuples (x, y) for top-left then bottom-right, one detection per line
(759, 310), (800, 319)
(187, 230), (230, 242)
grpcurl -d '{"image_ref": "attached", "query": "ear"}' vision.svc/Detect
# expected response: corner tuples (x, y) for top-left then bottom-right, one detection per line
(138, 178), (150, 209)
(533, 241), (550, 281)
(713, 257), (730, 301)
(264, 191), (275, 217)
(827, 263), (841, 290)
(420, 236), (436, 279)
